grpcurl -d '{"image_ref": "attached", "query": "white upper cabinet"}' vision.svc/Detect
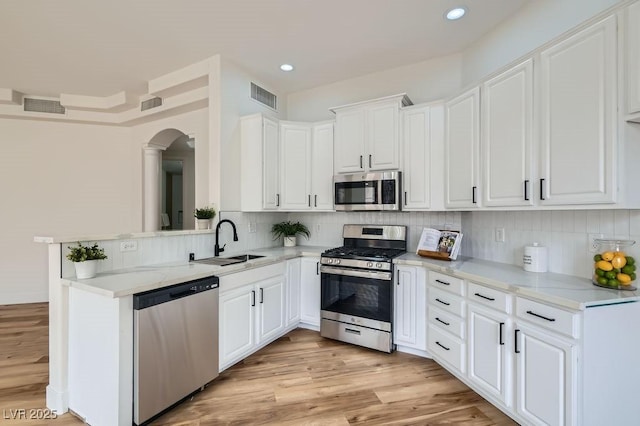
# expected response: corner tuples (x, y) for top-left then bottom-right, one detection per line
(240, 114), (280, 211)
(538, 15), (617, 205)
(280, 121), (334, 211)
(280, 122), (312, 210)
(626, 1), (640, 117)
(445, 87), (480, 208)
(332, 94), (410, 174)
(311, 122), (335, 211)
(482, 59), (534, 207)
(402, 103), (445, 210)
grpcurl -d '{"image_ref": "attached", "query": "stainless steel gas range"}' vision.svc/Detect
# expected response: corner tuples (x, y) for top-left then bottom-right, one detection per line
(319, 224), (407, 353)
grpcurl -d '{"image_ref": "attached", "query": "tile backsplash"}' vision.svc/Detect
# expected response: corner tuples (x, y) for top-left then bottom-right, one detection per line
(461, 209), (640, 279)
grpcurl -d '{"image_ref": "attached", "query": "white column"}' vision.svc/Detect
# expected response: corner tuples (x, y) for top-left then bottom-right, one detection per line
(47, 243), (69, 413)
(143, 145), (164, 231)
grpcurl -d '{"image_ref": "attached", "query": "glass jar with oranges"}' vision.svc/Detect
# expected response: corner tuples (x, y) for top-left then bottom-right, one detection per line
(593, 239), (636, 290)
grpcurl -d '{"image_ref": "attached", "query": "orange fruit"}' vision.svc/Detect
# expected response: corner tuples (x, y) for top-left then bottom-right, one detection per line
(596, 260), (613, 271)
(601, 251), (615, 261)
(612, 255), (627, 269)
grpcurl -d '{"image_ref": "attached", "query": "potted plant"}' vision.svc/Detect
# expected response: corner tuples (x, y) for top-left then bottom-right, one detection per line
(271, 221), (310, 247)
(66, 242), (108, 279)
(194, 206), (216, 230)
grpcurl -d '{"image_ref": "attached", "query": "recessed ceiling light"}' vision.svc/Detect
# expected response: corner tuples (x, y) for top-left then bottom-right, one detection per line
(446, 7), (466, 21)
(280, 64), (294, 72)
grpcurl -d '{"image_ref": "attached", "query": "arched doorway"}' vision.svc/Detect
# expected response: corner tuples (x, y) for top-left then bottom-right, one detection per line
(143, 129), (196, 231)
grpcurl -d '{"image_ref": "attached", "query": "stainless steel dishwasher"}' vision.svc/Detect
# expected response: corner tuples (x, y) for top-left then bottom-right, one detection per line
(133, 275), (219, 425)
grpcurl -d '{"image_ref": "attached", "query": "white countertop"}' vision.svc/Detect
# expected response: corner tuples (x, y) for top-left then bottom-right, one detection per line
(65, 245), (640, 310)
(396, 253), (640, 310)
(65, 246), (328, 298)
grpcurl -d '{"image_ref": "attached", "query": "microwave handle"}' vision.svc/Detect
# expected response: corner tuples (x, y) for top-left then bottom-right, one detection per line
(359, 155), (363, 169)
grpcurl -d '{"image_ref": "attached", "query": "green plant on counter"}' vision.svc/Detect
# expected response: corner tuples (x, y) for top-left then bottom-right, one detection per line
(271, 221), (310, 239)
(66, 242), (108, 263)
(194, 206), (216, 219)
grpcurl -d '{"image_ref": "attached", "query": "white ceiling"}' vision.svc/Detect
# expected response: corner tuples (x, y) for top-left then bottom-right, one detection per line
(0, 0), (531, 99)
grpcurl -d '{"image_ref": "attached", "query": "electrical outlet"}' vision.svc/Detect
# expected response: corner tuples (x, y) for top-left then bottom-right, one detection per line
(495, 228), (505, 243)
(120, 241), (137, 252)
(589, 233), (603, 253)
(316, 224), (321, 232)
(248, 222), (257, 233)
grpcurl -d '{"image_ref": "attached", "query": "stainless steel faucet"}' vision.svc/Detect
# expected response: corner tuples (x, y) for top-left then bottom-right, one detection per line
(214, 219), (238, 256)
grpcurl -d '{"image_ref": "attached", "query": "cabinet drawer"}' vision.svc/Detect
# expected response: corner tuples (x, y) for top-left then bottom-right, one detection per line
(467, 282), (512, 313)
(428, 325), (465, 373)
(429, 287), (465, 318)
(428, 306), (465, 339)
(429, 271), (465, 296)
(516, 297), (580, 338)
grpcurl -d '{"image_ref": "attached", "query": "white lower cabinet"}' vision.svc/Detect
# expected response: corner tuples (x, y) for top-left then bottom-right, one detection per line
(467, 302), (511, 407)
(514, 322), (576, 426)
(300, 256), (321, 328)
(219, 263), (286, 371)
(286, 258), (301, 327)
(393, 265), (426, 352)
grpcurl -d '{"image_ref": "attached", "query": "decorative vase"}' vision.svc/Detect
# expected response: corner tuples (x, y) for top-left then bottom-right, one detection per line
(74, 260), (98, 279)
(284, 236), (296, 247)
(196, 218), (212, 230)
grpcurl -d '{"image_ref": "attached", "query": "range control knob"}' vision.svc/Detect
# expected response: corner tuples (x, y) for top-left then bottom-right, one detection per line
(367, 262), (373, 268)
(376, 263), (383, 268)
(335, 259), (341, 265)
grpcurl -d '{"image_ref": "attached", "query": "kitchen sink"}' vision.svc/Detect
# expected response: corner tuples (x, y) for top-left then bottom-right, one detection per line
(191, 254), (265, 267)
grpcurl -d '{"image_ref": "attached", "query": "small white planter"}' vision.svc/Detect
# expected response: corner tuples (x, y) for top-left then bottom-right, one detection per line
(196, 218), (212, 230)
(74, 260), (98, 279)
(284, 236), (297, 247)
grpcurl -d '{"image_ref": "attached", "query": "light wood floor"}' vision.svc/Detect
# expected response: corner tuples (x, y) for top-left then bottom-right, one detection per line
(1, 303), (516, 425)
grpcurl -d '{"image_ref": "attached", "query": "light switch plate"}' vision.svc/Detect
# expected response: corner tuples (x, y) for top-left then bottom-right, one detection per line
(495, 228), (505, 243)
(248, 222), (257, 233)
(120, 241), (137, 252)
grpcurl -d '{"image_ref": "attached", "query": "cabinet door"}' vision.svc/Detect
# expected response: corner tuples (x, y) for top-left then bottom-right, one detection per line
(467, 303), (511, 406)
(263, 117), (280, 209)
(311, 122), (335, 211)
(515, 323), (577, 426)
(368, 101), (400, 170)
(219, 284), (256, 370)
(445, 87), (480, 208)
(280, 123), (312, 210)
(300, 257), (321, 327)
(539, 15), (617, 205)
(482, 59), (534, 207)
(335, 108), (366, 173)
(394, 266), (426, 350)
(257, 276), (286, 344)
(402, 106), (431, 210)
(286, 259), (301, 327)
(627, 2), (640, 114)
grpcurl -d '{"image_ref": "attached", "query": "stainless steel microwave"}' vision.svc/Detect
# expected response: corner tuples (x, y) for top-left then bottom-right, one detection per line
(334, 171), (401, 211)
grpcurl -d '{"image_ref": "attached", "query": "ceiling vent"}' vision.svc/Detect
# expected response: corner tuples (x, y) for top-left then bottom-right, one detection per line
(23, 98), (66, 114)
(141, 97), (162, 111)
(251, 82), (277, 110)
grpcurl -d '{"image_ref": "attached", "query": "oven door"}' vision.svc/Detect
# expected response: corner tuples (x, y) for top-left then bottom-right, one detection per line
(320, 265), (392, 326)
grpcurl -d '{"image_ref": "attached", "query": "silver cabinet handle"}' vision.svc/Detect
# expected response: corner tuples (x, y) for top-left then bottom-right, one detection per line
(369, 155), (372, 168)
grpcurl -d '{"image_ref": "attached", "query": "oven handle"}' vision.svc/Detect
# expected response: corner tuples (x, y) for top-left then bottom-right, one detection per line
(320, 265), (392, 281)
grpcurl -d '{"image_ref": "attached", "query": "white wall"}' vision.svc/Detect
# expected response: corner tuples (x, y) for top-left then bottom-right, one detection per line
(460, 0), (624, 85)
(219, 57), (288, 211)
(0, 118), (138, 304)
(286, 54), (462, 122)
(461, 210), (640, 279)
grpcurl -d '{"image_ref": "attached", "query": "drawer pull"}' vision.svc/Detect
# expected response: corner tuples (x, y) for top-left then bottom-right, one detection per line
(526, 310), (556, 322)
(435, 298), (450, 306)
(499, 322), (504, 345)
(515, 329), (520, 354)
(345, 328), (361, 335)
(474, 292), (496, 302)
(435, 279), (450, 286)
(435, 317), (450, 326)
(436, 341), (450, 351)
(251, 290), (256, 307)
